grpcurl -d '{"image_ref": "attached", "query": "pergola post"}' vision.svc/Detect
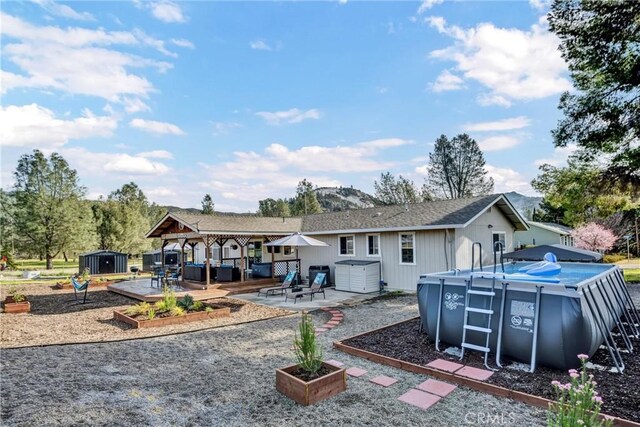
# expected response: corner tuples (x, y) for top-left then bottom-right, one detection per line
(178, 238), (187, 284)
(233, 236), (252, 283)
(189, 242), (197, 263)
(161, 239), (168, 270)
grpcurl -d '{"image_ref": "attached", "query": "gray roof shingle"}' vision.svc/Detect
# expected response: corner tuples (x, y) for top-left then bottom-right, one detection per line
(170, 212), (302, 234)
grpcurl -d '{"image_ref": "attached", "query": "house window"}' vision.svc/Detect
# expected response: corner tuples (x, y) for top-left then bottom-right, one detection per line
(223, 246), (230, 259)
(283, 246), (294, 257)
(492, 232), (506, 251)
(399, 233), (415, 265)
(367, 234), (380, 257)
(339, 235), (355, 256)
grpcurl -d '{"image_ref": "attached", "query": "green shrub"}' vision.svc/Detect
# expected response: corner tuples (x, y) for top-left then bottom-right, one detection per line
(170, 306), (185, 317)
(547, 355), (613, 427)
(603, 254), (625, 263)
(125, 301), (151, 316)
(293, 312), (323, 375)
(155, 285), (177, 313)
(204, 306), (213, 313)
(147, 308), (156, 320)
(178, 294), (195, 311)
(9, 286), (26, 303)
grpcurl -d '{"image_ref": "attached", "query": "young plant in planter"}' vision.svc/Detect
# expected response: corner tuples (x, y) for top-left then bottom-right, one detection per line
(276, 313), (346, 405)
(4, 286), (31, 314)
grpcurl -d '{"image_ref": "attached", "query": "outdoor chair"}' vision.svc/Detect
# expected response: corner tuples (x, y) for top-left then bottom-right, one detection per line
(286, 273), (326, 303)
(258, 270), (297, 297)
(151, 269), (165, 288)
(71, 276), (90, 304)
(166, 269), (180, 288)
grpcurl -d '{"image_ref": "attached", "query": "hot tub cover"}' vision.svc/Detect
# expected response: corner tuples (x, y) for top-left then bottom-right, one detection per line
(503, 244), (602, 262)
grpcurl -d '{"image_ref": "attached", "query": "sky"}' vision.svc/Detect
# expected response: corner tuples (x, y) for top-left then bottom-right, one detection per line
(0, 0), (575, 212)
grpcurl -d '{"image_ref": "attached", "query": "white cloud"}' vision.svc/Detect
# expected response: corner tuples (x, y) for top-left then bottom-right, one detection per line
(477, 93), (513, 108)
(171, 38), (194, 49)
(148, 1), (187, 23)
(417, 0), (444, 14)
(427, 16), (571, 106)
(250, 40), (272, 51)
(129, 118), (185, 136)
(0, 104), (117, 148)
(121, 97), (151, 114)
(463, 116), (531, 132)
(376, 86), (389, 94)
(32, 0), (94, 21)
(61, 147), (170, 176)
(197, 138), (408, 207)
(137, 150), (174, 159)
(1, 13), (173, 108)
(256, 108), (321, 125)
(534, 144), (578, 167)
(477, 135), (522, 151)
(529, 0), (551, 11)
(212, 121), (242, 136)
(430, 69), (464, 92)
(485, 165), (535, 195)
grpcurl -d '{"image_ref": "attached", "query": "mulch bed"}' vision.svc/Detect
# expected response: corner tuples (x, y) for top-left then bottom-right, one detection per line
(343, 317), (640, 423)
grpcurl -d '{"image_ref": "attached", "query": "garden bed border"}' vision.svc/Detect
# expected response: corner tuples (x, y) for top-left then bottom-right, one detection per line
(114, 306), (231, 328)
(333, 317), (640, 427)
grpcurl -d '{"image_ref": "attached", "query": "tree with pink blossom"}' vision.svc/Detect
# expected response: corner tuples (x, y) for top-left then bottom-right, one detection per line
(571, 223), (617, 252)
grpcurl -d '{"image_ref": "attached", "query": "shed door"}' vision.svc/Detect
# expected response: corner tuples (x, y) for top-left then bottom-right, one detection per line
(99, 255), (116, 274)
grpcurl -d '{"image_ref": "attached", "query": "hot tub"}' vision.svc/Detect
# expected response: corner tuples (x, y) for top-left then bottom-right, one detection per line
(417, 262), (634, 370)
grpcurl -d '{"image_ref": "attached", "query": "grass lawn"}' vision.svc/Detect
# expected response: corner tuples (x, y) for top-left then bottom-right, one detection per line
(14, 259), (79, 270)
(624, 269), (640, 283)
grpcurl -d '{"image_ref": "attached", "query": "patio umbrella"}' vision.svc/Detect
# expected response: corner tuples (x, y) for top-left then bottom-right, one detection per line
(264, 233), (330, 276)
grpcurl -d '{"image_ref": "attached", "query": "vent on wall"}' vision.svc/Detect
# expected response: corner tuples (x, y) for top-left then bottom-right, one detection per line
(487, 207), (492, 214)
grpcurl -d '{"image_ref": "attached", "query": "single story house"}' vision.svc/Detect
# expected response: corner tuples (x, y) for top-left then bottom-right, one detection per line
(515, 221), (574, 248)
(146, 194), (527, 292)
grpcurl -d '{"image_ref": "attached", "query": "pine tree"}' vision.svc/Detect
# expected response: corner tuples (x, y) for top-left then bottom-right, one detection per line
(426, 134), (494, 199)
(201, 194), (215, 215)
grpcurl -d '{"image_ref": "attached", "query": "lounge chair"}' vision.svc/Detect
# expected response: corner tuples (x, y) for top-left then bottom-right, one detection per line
(71, 276), (90, 304)
(258, 271), (297, 297)
(286, 272), (326, 303)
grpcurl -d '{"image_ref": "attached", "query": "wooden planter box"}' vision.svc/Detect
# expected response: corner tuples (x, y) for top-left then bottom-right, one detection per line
(276, 362), (347, 405)
(3, 297), (31, 314)
(113, 306), (231, 329)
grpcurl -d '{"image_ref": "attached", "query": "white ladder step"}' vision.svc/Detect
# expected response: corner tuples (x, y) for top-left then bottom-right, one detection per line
(464, 325), (492, 333)
(466, 307), (493, 314)
(468, 290), (495, 296)
(461, 343), (490, 353)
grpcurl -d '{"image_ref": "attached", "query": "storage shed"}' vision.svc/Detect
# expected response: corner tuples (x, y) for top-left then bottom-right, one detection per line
(79, 250), (128, 275)
(334, 260), (380, 293)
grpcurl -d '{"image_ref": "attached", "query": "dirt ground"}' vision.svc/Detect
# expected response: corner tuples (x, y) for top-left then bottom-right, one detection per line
(0, 284), (293, 348)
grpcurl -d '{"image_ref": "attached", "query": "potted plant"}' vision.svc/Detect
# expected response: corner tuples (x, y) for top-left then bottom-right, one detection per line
(3, 286), (30, 314)
(276, 313), (346, 405)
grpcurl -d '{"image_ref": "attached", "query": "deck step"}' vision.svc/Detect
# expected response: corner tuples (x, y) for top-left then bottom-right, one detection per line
(466, 307), (493, 315)
(464, 325), (492, 333)
(461, 342), (490, 353)
(468, 290), (495, 296)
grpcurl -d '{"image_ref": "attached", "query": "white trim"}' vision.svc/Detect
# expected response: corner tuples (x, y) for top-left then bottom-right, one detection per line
(398, 232), (416, 265)
(338, 234), (355, 257)
(304, 224), (463, 236)
(366, 233), (380, 257)
(492, 231), (507, 252)
(461, 195), (529, 231)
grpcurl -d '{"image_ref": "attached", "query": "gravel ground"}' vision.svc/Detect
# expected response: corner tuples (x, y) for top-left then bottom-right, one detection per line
(1, 294), (545, 426)
(0, 284), (292, 348)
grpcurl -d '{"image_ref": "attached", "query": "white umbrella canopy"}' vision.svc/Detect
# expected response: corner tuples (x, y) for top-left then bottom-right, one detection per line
(264, 233), (330, 247)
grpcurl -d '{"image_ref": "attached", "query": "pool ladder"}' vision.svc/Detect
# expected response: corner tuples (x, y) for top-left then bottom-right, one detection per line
(459, 242), (542, 373)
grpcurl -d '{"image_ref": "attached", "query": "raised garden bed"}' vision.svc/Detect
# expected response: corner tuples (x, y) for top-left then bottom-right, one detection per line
(3, 296), (31, 314)
(276, 362), (346, 405)
(337, 317), (640, 426)
(114, 304), (230, 329)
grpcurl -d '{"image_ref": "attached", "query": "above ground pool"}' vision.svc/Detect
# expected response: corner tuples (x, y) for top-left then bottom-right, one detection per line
(417, 262), (637, 371)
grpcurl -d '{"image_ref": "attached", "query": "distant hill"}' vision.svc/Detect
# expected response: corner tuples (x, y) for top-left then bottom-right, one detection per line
(314, 187), (382, 212)
(504, 192), (542, 220)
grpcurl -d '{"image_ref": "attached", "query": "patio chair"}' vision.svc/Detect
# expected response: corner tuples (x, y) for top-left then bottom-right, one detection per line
(151, 268), (165, 288)
(71, 276), (90, 304)
(286, 273), (326, 303)
(258, 270), (297, 297)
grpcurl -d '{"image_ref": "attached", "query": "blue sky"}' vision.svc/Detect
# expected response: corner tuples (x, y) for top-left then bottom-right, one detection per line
(0, 0), (574, 212)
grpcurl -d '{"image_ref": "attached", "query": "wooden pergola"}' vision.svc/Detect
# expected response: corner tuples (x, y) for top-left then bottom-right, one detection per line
(146, 213), (301, 286)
